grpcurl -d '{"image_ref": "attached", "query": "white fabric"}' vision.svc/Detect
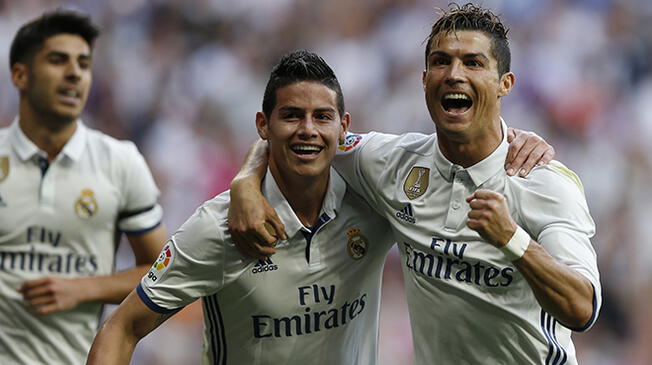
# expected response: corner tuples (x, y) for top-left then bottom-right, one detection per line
(333, 123), (601, 365)
(0, 118), (162, 364)
(139, 168), (394, 365)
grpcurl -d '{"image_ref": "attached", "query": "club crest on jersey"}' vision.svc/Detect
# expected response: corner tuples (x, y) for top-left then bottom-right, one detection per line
(403, 166), (429, 200)
(74, 189), (98, 219)
(0, 156), (8, 183)
(346, 228), (368, 260)
(147, 243), (173, 282)
(338, 134), (362, 153)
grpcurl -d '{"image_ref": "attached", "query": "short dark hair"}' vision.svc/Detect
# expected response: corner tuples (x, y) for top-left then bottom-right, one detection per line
(425, 3), (511, 76)
(9, 9), (100, 68)
(262, 50), (345, 119)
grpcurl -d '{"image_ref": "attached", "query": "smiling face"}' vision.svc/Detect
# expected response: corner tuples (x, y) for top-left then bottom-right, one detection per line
(423, 30), (513, 144)
(12, 33), (92, 125)
(257, 81), (350, 187)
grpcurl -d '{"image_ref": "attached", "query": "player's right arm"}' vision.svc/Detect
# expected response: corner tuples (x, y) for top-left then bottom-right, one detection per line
(86, 289), (173, 365)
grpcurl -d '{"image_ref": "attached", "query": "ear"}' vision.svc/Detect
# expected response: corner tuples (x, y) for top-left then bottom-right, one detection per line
(255, 112), (270, 140)
(498, 72), (515, 97)
(422, 70), (427, 90)
(11, 63), (29, 91)
(339, 112), (351, 143)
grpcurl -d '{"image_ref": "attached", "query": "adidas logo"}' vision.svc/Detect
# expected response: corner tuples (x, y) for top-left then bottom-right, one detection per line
(395, 204), (416, 224)
(252, 257), (279, 274)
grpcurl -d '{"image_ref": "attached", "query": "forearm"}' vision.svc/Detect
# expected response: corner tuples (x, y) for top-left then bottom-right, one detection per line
(74, 265), (149, 304)
(515, 241), (594, 329)
(87, 318), (139, 365)
(231, 139), (269, 187)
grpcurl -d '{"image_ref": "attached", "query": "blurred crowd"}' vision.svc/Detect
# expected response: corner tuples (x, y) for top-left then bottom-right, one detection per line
(1, 0), (651, 364)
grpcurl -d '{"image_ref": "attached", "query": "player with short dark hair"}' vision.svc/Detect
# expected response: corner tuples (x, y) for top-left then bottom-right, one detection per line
(87, 50), (395, 365)
(0, 9), (167, 364)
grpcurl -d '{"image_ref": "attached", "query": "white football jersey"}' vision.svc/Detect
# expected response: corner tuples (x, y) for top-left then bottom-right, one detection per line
(0, 119), (162, 364)
(139, 169), (394, 365)
(333, 123), (601, 365)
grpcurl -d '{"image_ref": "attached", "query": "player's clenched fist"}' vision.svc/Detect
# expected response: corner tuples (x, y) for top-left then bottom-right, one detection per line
(466, 189), (517, 248)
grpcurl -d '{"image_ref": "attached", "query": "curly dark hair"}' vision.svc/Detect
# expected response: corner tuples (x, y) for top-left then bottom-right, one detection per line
(425, 3), (510, 76)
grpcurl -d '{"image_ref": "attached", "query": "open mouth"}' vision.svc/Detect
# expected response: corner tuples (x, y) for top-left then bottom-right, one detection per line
(291, 144), (323, 156)
(441, 93), (473, 114)
(57, 88), (82, 105)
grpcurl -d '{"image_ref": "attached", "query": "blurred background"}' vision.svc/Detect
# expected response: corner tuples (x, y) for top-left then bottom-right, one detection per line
(1, 0), (651, 363)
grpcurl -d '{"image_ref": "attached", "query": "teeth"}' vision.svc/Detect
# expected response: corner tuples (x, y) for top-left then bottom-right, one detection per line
(62, 90), (79, 97)
(443, 93), (469, 100)
(293, 145), (321, 152)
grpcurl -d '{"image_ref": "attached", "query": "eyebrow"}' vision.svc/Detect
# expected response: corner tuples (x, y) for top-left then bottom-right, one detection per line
(278, 106), (336, 113)
(428, 50), (490, 62)
(46, 50), (92, 61)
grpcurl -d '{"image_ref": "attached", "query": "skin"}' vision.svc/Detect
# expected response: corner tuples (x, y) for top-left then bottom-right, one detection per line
(10, 33), (167, 314)
(425, 30), (592, 328)
(87, 81), (350, 364)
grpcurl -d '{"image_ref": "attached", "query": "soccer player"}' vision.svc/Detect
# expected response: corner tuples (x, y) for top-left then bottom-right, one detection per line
(87, 50), (396, 365)
(0, 10), (167, 364)
(227, 4), (600, 364)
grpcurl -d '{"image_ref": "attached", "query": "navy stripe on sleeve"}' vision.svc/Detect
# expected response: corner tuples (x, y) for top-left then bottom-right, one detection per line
(136, 284), (180, 314)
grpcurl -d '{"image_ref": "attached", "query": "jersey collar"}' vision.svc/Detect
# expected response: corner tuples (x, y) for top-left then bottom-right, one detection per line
(262, 167), (346, 239)
(434, 119), (509, 187)
(9, 117), (87, 162)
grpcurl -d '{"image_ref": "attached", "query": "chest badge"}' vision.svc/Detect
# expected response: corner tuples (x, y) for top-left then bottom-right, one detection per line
(74, 188), (98, 219)
(0, 156), (9, 183)
(403, 166), (429, 200)
(346, 228), (368, 260)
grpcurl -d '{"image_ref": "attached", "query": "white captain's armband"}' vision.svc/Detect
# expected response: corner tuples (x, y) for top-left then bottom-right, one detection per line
(500, 226), (531, 261)
(337, 133), (363, 154)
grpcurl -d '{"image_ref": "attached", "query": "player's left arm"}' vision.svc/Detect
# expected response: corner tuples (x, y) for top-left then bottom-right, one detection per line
(466, 189), (594, 330)
(19, 226), (167, 315)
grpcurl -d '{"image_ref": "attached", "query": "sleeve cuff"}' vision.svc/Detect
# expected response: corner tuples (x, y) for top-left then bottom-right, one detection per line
(136, 284), (181, 314)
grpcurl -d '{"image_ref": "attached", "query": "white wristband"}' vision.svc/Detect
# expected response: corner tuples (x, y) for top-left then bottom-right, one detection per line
(500, 226), (530, 261)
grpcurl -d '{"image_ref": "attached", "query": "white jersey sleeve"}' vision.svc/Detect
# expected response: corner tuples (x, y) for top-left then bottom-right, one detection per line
(113, 140), (162, 234)
(333, 132), (399, 212)
(138, 193), (248, 312)
(515, 161), (601, 331)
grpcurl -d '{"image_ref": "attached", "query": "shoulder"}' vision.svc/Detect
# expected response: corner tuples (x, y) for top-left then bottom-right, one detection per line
(84, 127), (143, 158)
(340, 131), (436, 161)
(174, 191), (231, 243)
(514, 160), (586, 198)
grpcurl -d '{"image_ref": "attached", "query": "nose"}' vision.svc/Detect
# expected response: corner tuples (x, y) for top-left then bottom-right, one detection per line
(297, 115), (318, 139)
(64, 61), (82, 82)
(444, 59), (465, 86)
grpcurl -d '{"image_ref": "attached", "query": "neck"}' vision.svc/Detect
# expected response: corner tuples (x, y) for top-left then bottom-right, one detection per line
(19, 102), (77, 161)
(269, 164), (329, 227)
(437, 117), (503, 168)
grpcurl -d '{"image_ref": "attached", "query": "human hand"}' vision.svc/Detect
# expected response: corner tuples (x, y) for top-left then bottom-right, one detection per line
(466, 189), (517, 247)
(505, 128), (555, 177)
(228, 178), (287, 260)
(18, 277), (85, 315)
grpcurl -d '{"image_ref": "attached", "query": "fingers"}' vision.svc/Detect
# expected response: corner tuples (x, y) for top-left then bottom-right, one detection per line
(506, 127), (516, 143)
(18, 277), (50, 293)
(34, 303), (62, 315)
(265, 216), (287, 241)
(516, 142), (550, 177)
(505, 131), (527, 175)
(506, 132), (536, 177)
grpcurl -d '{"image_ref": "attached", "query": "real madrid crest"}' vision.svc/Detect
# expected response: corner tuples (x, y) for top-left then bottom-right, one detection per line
(0, 156), (9, 183)
(346, 228), (368, 260)
(403, 166), (429, 200)
(74, 188), (98, 219)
